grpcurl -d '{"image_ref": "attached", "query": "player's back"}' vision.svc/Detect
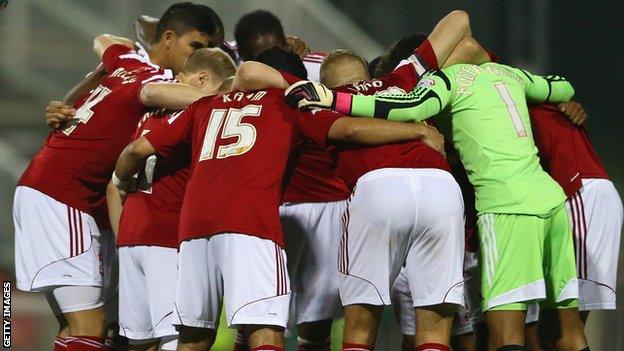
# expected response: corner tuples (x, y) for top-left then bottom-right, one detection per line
(441, 62), (565, 215)
(19, 45), (172, 215)
(158, 89), (338, 247)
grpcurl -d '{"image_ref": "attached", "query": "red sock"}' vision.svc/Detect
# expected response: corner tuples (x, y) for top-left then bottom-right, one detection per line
(415, 343), (451, 351)
(250, 346), (283, 351)
(342, 343), (373, 351)
(234, 328), (249, 351)
(54, 337), (67, 351)
(66, 336), (106, 351)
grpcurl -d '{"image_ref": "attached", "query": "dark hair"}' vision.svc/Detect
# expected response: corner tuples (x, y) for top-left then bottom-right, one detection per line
(153, 2), (222, 44)
(368, 56), (383, 78)
(254, 46), (307, 80)
(234, 10), (286, 60)
(375, 32), (428, 77)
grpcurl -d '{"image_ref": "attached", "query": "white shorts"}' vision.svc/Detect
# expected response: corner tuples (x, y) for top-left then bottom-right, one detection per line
(174, 234), (291, 329)
(392, 252), (481, 336)
(14, 186), (104, 292)
(45, 285), (105, 314)
(567, 178), (623, 310)
(339, 168), (465, 307)
(118, 246), (178, 343)
(280, 200), (346, 324)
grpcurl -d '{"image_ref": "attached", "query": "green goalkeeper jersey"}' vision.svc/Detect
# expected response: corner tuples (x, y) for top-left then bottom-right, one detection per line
(343, 62), (575, 215)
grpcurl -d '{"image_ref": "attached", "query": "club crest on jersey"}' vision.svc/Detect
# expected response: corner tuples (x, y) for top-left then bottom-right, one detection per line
(417, 78), (436, 88)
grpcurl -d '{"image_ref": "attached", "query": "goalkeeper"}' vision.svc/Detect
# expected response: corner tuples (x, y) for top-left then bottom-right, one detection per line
(285, 63), (590, 351)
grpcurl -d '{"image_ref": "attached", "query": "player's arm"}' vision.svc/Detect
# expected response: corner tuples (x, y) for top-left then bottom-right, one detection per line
(135, 15), (159, 51)
(328, 117), (446, 156)
(106, 180), (123, 238)
(427, 10), (473, 67)
(113, 137), (158, 195)
(507, 65), (575, 104)
(94, 34), (135, 59)
(285, 70), (453, 122)
(139, 82), (211, 110)
(231, 61), (290, 91)
(63, 64), (107, 106)
(442, 37), (490, 67)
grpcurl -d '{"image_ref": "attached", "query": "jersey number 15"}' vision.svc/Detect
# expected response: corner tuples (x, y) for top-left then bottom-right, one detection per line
(199, 105), (262, 161)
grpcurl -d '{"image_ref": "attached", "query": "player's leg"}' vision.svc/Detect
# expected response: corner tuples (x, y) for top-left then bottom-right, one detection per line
(291, 200), (346, 350)
(174, 238), (221, 350)
(338, 169), (414, 350)
(451, 305), (476, 351)
(452, 251), (482, 351)
(14, 186), (108, 350)
(100, 229), (126, 351)
(46, 292), (70, 351)
(570, 179), (622, 314)
(213, 233), (290, 350)
(281, 202), (333, 350)
(390, 269), (417, 351)
(523, 303), (540, 351)
(540, 205), (588, 351)
(143, 246), (179, 350)
(406, 169), (465, 351)
(478, 213), (548, 349)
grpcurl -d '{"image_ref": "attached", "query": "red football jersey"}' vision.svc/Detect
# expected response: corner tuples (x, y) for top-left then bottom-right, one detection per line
(530, 105), (609, 197)
(19, 44), (173, 218)
(117, 110), (190, 248)
(145, 89), (343, 247)
(332, 62), (450, 190)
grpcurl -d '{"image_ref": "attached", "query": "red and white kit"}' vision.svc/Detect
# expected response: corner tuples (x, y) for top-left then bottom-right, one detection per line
(14, 44), (172, 315)
(334, 41), (465, 309)
(144, 89), (344, 328)
(116, 109), (189, 348)
(531, 105), (623, 310)
(279, 71), (350, 325)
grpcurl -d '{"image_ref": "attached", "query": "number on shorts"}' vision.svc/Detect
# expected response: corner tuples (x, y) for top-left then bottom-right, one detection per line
(494, 82), (527, 137)
(199, 105), (262, 161)
(62, 85), (112, 135)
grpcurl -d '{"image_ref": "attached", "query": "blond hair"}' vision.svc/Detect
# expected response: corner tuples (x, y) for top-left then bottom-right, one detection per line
(320, 49), (368, 85)
(183, 47), (237, 81)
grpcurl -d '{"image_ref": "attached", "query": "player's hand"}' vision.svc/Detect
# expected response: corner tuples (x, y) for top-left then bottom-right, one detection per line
(559, 101), (587, 126)
(134, 15), (159, 50)
(112, 172), (136, 199)
(46, 101), (75, 130)
(285, 81), (336, 110)
(286, 36), (311, 58)
(419, 124), (446, 158)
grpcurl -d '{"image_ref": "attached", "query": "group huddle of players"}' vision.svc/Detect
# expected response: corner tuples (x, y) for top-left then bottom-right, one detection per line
(12, 2), (623, 351)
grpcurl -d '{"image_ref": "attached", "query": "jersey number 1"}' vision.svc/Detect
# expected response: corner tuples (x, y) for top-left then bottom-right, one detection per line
(494, 83), (527, 137)
(199, 105), (262, 161)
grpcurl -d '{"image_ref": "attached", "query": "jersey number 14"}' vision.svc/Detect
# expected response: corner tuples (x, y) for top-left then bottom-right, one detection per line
(62, 85), (112, 135)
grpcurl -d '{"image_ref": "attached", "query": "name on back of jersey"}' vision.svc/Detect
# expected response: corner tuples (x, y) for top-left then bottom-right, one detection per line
(222, 91), (267, 103)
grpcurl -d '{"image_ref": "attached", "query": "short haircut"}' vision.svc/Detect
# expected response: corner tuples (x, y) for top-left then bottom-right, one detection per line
(367, 55), (383, 78)
(183, 48), (237, 80)
(253, 46), (307, 80)
(153, 2), (222, 44)
(320, 49), (368, 84)
(234, 10), (286, 56)
(375, 32), (428, 77)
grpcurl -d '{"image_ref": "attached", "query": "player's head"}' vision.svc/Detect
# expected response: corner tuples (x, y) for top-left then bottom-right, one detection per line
(254, 46), (308, 80)
(178, 48), (236, 94)
(368, 55), (383, 78)
(320, 49), (369, 88)
(375, 32), (428, 77)
(234, 10), (287, 61)
(152, 2), (224, 74)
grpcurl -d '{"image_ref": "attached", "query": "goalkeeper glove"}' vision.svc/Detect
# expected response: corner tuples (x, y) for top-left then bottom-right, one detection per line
(285, 81), (336, 110)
